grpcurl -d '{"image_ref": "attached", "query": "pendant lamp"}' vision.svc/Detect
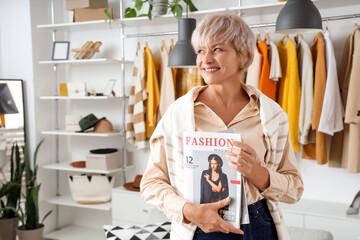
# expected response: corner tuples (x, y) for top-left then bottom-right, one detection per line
(168, 18), (197, 68)
(276, 0), (322, 34)
(168, 2), (197, 68)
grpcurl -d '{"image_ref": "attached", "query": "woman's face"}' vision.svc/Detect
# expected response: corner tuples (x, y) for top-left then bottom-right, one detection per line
(195, 40), (243, 85)
(210, 159), (218, 171)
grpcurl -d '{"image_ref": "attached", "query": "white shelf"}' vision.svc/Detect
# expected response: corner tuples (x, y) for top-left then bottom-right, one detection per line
(47, 195), (111, 211)
(37, 19), (121, 31)
(121, 3), (288, 27)
(44, 225), (105, 240)
(40, 96), (126, 100)
(41, 130), (123, 137)
(38, 58), (130, 65)
(42, 161), (130, 174)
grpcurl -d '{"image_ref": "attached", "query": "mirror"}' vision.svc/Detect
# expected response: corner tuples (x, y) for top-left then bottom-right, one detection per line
(0, 79), (26, 182)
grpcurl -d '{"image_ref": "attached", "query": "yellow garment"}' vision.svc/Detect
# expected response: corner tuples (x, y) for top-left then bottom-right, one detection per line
(144, 47), (160, 138)
(176, 68), (204, 98)
(277, 39), (301, 152)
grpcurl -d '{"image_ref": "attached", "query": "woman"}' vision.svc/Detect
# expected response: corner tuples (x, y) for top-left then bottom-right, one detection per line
(201, 154), (229, 204)
(141, 14), (303, 240)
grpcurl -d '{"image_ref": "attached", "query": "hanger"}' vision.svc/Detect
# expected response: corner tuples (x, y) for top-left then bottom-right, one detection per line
(354, 14), (358, 28)
(256, 29), (261, 43)
(294, 33), (303, 43)
(325, 17), (329, 31)
(171, 39), (174, 46)
(280, 34), (290, 42)
(264, 29), (271, 44)
(136, 42), (141, 56)
(145, 41), (149, 48)
(161, 40), (165, 51)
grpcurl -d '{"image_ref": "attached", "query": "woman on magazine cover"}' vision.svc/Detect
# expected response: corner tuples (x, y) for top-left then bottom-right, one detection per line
(200, 154), (229, 204)
(141, 14), (304, 240)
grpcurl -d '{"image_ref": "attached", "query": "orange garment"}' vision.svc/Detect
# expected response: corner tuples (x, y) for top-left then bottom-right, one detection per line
(144, 47), (160, 138)
(258, 41), (276, 100)
(303, 33), (328, 164)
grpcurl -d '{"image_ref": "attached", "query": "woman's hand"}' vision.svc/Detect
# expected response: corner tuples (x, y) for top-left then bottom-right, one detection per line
(226, 141), (270, 190)
(204, 173), (210, 181)
(183, 197), (244, 235)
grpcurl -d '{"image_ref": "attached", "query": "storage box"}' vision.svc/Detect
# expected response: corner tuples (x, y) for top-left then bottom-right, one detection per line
(68, 174), (114, 204)
(67, 82), (86, 97)
(66, 0), (108, 11)
(86, 150), (122, 170)
(74, 8), (112, 22)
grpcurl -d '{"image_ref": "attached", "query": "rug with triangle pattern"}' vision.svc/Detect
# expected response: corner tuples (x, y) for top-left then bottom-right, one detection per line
(104, 221), (171, 240)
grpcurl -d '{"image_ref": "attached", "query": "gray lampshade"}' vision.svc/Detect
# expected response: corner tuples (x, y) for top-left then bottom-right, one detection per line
(168, 18), (197, 68)
(276, 0), (322, 34)
(0, 83), (18, 115)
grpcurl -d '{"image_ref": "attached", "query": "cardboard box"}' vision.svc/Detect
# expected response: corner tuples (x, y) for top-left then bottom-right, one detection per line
(66, 0), (108, 11)
(67, 82), (86, 97)
(74, 8), (112, 22)
(86, 150), (122, 170)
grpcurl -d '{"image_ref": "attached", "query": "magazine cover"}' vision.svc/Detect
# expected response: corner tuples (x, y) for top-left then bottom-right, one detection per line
(183, 131), (243, 228)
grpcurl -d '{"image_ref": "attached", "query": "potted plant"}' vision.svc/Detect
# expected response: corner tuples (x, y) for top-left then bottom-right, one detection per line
(15, 139), (52, 240)
(0, 143), (24, 240)
(125, 0), (198, 19)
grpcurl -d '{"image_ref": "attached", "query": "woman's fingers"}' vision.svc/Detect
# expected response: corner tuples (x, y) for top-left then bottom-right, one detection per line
(184, 198), (244, 235)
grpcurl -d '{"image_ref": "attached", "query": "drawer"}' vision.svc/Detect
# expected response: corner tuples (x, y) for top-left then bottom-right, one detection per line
(112, 188), (168, 225)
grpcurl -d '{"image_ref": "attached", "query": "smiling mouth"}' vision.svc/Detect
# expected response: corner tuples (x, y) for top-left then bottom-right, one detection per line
(203, 68), (220, 72)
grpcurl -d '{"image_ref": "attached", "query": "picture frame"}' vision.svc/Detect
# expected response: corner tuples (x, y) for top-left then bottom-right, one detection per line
(52, 41), (70, 60)
(103, 79), (117, 96)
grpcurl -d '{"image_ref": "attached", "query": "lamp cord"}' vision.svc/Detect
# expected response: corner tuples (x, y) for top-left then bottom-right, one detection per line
(186, 0), (188, 19)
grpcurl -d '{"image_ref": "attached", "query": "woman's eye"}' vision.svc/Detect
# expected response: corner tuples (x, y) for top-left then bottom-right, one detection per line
(214, 48), (222, 52)
(197, 50), (204, 54)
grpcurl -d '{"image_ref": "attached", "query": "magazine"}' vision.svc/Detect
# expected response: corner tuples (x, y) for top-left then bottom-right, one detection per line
(183, 131), (247, 228)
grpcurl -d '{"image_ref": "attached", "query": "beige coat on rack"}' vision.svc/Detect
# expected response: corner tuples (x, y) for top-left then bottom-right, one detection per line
(329, 26), (360, 172)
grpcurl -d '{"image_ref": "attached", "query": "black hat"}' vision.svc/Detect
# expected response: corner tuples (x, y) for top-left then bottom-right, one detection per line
(77, 114), (104, 132)
(90, 148), (118, 154)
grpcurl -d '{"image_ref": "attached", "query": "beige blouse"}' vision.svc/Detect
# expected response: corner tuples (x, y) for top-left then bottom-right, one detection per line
(144, 83), (303, 211)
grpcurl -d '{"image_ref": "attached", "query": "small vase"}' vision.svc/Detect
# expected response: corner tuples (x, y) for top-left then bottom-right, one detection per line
(149, 0), (169, 17)
(16, 224), (44, 240)
(0, 217), (19, 240)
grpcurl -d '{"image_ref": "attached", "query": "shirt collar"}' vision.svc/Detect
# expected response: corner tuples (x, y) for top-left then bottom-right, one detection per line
(192, 84), (258, 108)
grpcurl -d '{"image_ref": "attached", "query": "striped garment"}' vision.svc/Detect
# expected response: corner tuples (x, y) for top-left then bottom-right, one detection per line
(125, 50), (148, 149)
(142, 85), (294, 240)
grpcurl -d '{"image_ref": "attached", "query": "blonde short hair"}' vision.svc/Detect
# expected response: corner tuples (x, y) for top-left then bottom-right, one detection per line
(191, 14), (255, 72)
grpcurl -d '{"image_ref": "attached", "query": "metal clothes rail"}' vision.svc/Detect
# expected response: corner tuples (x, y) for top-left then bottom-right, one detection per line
(123, 13), (360, 38)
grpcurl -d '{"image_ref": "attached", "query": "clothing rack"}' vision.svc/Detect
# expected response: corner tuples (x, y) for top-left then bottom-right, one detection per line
(124, 13), (360, 38)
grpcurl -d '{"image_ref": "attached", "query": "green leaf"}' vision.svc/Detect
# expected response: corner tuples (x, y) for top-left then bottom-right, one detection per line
(41, 210), (53, 225)
(184, 0), (198, 12)
(125, 8), (137, 18)
(147, 3), (153, 20)
(135, 0), (143, 11)
(104, 8), (112, 23)
(171, 4), (183, 19)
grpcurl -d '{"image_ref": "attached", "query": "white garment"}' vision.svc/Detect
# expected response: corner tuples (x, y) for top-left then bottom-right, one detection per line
(158, 45), (175, 121)
(246, 45), (261, 88)
(318, 30), (344, 135)
(296, 35), (315, 144)
(125, 49), (148, 149)
(269, 41), (282, 81)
